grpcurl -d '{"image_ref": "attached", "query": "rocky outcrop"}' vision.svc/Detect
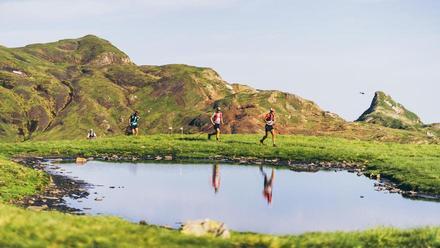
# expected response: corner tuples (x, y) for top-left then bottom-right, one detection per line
(87, 52), (132, 66)
(428, 123), (440, 130)
(357, 91), (423, 129)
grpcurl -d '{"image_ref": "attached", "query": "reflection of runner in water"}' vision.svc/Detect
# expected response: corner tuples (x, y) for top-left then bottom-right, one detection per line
(260, 166), (275, 204)
(212, 163), (221, 193)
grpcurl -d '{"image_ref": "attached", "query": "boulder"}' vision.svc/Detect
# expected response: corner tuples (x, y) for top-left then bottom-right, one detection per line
(181, 219), (230, 239)
(76, 157), (87, 164)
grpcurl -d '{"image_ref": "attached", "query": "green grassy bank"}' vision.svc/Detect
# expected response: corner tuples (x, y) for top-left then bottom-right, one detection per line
(0, 134), (439, 247)
(0, 200), (438, 248)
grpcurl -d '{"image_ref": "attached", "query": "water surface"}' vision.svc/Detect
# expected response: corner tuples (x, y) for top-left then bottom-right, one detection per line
(46, 161), (440, 234)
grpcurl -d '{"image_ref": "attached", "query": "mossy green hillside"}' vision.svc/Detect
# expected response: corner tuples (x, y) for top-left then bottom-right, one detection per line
(1, 35), (437, 144)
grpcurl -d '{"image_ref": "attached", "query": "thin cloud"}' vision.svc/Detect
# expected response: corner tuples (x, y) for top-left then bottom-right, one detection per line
(0, 0), (238, 19)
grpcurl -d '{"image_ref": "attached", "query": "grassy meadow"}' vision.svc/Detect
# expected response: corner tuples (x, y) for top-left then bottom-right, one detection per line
(0, 134), (439, 247)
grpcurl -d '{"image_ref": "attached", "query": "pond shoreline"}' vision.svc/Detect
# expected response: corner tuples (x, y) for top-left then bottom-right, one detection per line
(12, 157), (90, 213)
(12, 154), (440, 213)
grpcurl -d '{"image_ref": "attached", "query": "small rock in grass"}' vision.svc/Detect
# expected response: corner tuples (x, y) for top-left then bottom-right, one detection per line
(139, 220), (148, 225)
(27, 205), (48, 211)
(181, 219), (230, 239)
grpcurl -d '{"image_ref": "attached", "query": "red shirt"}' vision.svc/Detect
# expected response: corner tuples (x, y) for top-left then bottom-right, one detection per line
(213, 112), (223, 124)
(265, 112), (275, 125)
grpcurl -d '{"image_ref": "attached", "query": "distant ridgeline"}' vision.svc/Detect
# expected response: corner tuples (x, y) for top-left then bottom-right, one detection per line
(0, 35), (438, 142)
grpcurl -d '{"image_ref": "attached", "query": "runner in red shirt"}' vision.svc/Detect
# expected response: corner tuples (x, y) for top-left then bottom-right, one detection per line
(260, 108), (277, 147)
(208, 107), (224, 141)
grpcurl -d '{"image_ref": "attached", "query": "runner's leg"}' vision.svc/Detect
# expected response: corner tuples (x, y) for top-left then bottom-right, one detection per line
(270, 129), (276, 146)
(261, 130), (268, 143)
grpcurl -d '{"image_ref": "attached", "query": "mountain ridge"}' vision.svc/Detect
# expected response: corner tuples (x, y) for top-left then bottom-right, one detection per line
(0, 35), (438, 143)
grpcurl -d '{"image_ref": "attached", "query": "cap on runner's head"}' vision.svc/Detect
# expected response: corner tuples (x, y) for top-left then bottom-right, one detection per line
(270, 108), (274, 112)
(216, 106), (221, 111)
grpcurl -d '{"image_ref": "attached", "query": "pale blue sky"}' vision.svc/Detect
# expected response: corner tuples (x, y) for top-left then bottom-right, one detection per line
(1, 0), (438, 123)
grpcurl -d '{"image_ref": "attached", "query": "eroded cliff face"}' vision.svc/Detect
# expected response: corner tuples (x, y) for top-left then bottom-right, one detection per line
(88, 52), (132, 66)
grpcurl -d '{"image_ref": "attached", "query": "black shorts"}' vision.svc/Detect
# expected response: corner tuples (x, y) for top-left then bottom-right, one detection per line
(214, 123), (221, 130)
(265, 124), (274, 132)
(130, 124), (138, 129)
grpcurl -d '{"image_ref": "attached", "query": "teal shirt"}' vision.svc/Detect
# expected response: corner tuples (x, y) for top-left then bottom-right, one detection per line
(130, 115), (139, 125)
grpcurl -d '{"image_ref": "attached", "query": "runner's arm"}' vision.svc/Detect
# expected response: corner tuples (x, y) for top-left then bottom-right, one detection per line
(210, 113), (215, 125)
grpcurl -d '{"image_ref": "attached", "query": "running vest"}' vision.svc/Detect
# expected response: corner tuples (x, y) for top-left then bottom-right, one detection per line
(265, 113), (275, 126)
(130, 115), (139, 125)
(213, 112), (223, 124)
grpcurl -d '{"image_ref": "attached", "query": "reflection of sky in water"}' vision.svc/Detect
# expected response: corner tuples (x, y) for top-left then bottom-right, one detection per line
(47, 161), (440, 234)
